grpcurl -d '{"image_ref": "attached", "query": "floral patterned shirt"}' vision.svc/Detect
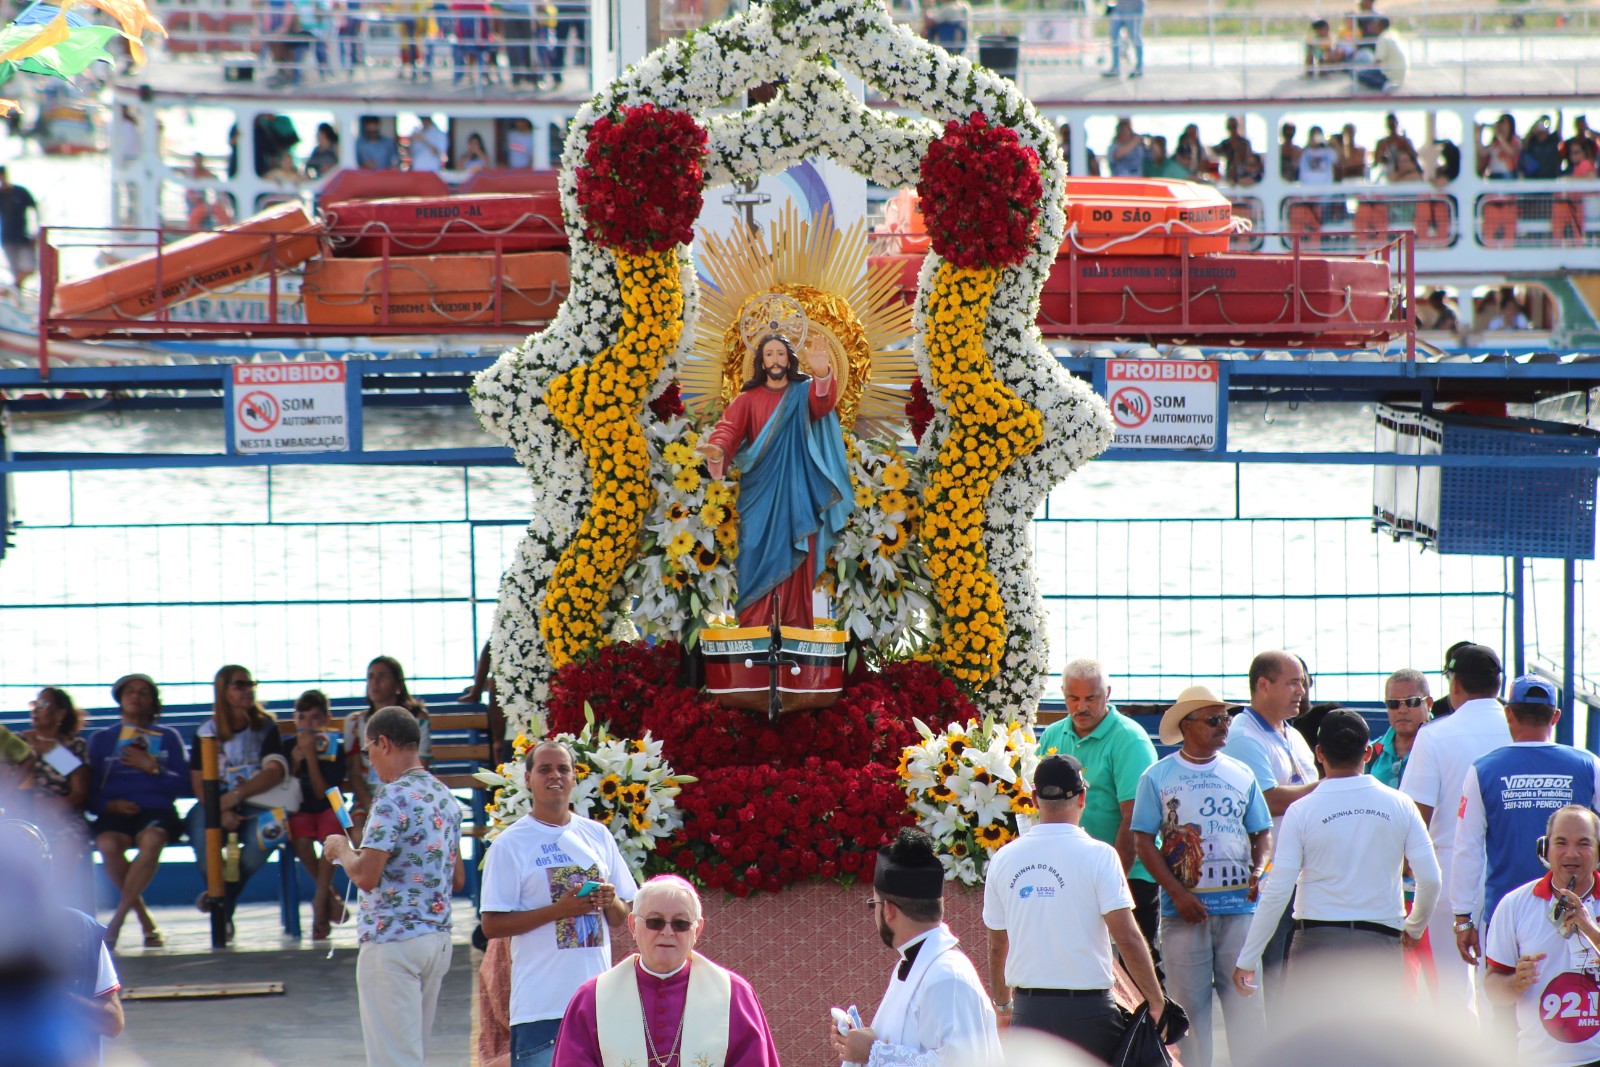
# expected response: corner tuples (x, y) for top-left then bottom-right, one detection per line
(358, 767), (461, 945)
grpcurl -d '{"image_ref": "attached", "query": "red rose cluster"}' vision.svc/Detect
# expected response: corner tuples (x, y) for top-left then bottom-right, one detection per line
(545, 643), (976, 894)
(906, 376), (936, 445)
(917, 112), (1043, 270)
(648, 381), (685, 421)
(576, 104), (707, 254)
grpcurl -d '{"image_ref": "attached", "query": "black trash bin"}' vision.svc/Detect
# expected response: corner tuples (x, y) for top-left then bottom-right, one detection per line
(977, 33), (1019, 80)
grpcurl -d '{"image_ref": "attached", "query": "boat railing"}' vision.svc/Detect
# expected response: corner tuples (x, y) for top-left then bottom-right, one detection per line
(35, 224), (563, 375)
(134, 0), (1597, 88)
(1473, 186), (1600, 250)
(1279, 191), (1460, 253)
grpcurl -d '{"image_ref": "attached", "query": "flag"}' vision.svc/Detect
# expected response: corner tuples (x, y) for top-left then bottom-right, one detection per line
(327, 788), (353, 830)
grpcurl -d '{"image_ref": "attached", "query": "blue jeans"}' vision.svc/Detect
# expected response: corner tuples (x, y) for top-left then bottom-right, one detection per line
(511, 1019), (561, 1067)
(1108, 13), (1143, 72)
(1159, 912), (1266, 1067)
(185, 804), (273, 919)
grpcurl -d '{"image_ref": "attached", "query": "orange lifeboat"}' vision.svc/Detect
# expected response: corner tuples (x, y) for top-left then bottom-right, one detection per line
(870, 188), (931, 255)
(322, 193), (566, 257)
(456, 169), (561, 196)
(318, 169), (452, 204)
(51, 202), (321, 327)
(300, 250), (569, 328)
(1062, 177), (1239, 256)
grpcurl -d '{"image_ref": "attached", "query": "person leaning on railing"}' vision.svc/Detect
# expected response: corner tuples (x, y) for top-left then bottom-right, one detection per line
(87, 673), (191, 950)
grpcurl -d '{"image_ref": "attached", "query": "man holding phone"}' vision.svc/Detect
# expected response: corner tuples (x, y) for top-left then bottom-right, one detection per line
(481, 740), (638, 1067)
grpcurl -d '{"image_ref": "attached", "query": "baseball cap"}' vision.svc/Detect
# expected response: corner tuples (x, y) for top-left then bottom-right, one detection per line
(1444, 643), (1502, 678)
(111, 673), (158, 702)
(1034, 754), (1087, 800)
(1509, 674), (1558, 707)
(1317, 708), (1370, 749)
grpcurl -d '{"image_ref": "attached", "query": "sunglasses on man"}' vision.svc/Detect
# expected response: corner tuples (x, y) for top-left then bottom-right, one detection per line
(1384, 696), (1426, 710)
(641, 917), (695, 932)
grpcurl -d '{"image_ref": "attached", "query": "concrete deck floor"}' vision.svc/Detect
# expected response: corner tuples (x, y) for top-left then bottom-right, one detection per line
(102, 899), (481, 1067)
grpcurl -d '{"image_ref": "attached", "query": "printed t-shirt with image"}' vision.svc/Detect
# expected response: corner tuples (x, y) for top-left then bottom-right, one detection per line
(1486, 874), (1600, 1067)
(1131, 751), (1272, 917)
(190, 718), (288, 794)
(479, 813), (640, 1026)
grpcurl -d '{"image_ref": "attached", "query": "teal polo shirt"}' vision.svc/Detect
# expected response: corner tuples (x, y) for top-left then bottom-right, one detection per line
(1036, 706), (1159, 883)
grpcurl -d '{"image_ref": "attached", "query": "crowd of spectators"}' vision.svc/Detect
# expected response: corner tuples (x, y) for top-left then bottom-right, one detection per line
(256, 0), (588, 89)
(0, 654), (434, 950)
(1071, 112), (1595, 190)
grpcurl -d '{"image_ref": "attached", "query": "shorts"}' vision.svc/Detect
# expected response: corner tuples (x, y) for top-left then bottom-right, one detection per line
(93, 805), (184, 843)
(289, 808), (343, 842)
(4, 240), (35, 278)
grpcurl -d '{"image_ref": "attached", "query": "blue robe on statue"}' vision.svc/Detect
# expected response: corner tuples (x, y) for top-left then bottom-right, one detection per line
(704, 377), (854, 629)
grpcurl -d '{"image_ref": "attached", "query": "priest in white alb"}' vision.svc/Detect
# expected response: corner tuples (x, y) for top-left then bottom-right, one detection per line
(552, 874), (782, 1067)
(830, 828), (1002, 1067)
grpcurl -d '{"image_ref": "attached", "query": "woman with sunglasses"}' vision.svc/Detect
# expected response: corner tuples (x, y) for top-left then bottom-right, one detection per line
(185, 665), (290, 941)
(1367, 669), (1433, 789)
(480, 739), (637, 1067)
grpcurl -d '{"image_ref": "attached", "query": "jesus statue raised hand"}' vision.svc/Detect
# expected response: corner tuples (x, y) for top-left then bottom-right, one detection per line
(695, 329), (854, 631)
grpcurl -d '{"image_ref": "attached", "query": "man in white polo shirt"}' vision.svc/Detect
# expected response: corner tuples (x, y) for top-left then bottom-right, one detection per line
(1233, 709), (1440, 995)
(1485, 805), (1600, 1066)
(481, 740), (638, 1067)
(1401, 642), (1512, 1016)
(984, 755), (1169, 1062)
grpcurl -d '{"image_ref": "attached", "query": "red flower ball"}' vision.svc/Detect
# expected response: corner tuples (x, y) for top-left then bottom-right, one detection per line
(576, 104), (708, 254)
(917, 112), (1043, 270)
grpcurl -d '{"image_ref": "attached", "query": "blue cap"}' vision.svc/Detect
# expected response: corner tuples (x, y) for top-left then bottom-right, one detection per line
(1509, 674), (1558, 707)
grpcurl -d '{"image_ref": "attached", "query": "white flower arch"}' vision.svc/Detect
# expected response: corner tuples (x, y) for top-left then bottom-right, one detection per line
(471, 0), (1114, 728)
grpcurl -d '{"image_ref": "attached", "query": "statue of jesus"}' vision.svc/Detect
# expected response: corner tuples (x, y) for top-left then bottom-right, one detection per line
(696, 326), (854, 630)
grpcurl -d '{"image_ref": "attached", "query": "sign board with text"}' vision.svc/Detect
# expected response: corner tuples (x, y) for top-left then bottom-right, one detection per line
(227, 363), (351, 455)
(1102, 360), (1224, 452)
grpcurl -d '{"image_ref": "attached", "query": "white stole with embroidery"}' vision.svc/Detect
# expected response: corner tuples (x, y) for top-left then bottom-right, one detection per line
(595, 952), (732, 1067)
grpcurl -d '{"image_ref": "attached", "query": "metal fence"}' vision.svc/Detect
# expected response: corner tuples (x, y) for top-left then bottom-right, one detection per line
(4, 459), (1590, 721)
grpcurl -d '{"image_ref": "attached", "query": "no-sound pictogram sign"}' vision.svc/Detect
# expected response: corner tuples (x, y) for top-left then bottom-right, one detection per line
(1102, 359), (1221, 451)
(1110, 386), (1150, 428)
(227, 362), (350, 455)
(237, 391), (280, 432)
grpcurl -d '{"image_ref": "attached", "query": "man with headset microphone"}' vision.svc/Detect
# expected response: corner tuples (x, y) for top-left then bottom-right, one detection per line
(1484, 805), (1600, 1065)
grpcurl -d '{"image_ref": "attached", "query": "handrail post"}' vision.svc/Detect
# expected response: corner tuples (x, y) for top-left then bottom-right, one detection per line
(200, 735), (230, 948)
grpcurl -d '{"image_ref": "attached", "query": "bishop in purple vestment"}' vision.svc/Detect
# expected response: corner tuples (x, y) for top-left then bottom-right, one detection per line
(553, 875), (782, 1067)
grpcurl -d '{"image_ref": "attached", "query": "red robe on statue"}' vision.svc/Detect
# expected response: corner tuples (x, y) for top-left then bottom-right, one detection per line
(705, 374), (837, 631)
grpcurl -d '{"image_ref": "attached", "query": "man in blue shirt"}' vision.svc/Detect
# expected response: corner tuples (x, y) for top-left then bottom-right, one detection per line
(1450, 674), (1600, 968)
(355, 117), (401, 171)
(1133, 686), (1272, 1067)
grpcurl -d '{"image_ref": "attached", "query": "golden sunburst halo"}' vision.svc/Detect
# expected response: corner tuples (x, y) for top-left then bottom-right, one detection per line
(686, 201), (916, 438)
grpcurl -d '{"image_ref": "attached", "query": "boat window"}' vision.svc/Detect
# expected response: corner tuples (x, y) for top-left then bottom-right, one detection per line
(1466, 283), (1556, 333)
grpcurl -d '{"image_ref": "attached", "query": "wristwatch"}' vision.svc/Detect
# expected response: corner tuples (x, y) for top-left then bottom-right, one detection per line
(992, 999), (1013, 1013)
(1453, 915), (1476, 933)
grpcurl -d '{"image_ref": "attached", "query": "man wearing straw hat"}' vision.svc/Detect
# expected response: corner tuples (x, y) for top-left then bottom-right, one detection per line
(1132, 686), (1273, 1067)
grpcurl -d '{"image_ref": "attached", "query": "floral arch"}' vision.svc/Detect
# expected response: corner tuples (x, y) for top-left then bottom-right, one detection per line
(471, 0), (1114, 729)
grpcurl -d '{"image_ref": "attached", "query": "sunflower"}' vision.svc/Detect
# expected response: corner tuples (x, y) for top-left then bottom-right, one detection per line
(629, 808), (653, 833)
(878, 490), (910, 516)
(665, 531), (695, 558)
(695, 545), (720, 571)
(673, 467), (702, 494)
(663, 441), (696, 466)
(878, 524), (906, 555)
(936, 758), (959, 780)
(975, 824), (1014, 851)
(853, 485), (877, 508)
(882, 463), (910, 490)
(950, 840), (969, 858)
(595, 809), (615, 825)
(573, 761), (592, 780)
(666, 502), (690, 523)
(670, 569), (693, 588)
(598, 774), (622, 799)
(700, 504), (726, 528)
(1010, 793), (1037, 814)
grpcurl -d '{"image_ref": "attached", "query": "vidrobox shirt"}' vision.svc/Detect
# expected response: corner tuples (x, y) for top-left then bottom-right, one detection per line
(1486, 874), (1600, 1067)
(479, 813), (639, 1026)
(1452, 741), (1600, 928)
(1036, 707), (1159, 883)
(982, 822), (1134, 990)
(1131, 751), (1271, 917)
